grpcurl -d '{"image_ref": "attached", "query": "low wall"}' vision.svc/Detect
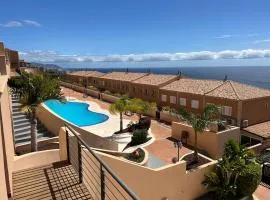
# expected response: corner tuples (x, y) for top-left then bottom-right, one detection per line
(15, 137), (59, 154)
(36, 105), (119, 151)
(60, 81), (100, 98)
(97, 151), (216, 200)
(144, 108), (156, 118)
(13, 149), (60, 172)
(100, 93), (119, 103)
(160, 111), (180, 124)
(58, 124), (216, 200)
(172, 122), (240, 159)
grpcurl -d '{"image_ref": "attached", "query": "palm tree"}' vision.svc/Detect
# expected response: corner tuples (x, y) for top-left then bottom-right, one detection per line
(176, 104), (220, 163)
(129, 98), (156, 121)
(8, 72), (63, 152)
(109, 95), (131, 132)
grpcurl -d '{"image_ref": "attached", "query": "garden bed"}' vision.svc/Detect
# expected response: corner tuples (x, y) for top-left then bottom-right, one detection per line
(181, 152), (212, 170)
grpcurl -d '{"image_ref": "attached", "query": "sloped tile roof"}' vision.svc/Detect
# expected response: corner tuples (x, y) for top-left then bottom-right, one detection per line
(161, 78), (223, 95)
(206, 80), (270, 100)
(132, 74), (178, 86)
(244, 121), (270, 139)
(100, 72), (147, 82)
(68, 71), (105, 78)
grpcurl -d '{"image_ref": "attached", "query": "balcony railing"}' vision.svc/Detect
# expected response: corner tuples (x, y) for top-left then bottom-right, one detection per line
(64, 124), (139, 200)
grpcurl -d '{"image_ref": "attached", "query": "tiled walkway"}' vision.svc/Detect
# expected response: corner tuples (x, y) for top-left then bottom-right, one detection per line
(13, 161), (91, 200)
(62, 87), (192, 164)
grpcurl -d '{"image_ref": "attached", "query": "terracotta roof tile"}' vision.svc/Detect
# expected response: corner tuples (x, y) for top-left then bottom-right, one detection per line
(101, 72), (146, 82)
(132, 74), (178, 86)
(161, 78), (223, 95)
(68, 71), (105, 78)
(244, 121), (270, 138)
(206, 81), (270, 100)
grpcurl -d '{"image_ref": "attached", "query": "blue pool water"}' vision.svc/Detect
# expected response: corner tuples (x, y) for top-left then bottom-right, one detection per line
(44, 100), (109, 127)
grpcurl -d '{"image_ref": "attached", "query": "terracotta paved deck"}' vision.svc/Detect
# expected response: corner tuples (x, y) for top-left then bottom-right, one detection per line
(254, 184), (270, 200)
(13, 161), (91, 200)
(62, 87), (192, 164)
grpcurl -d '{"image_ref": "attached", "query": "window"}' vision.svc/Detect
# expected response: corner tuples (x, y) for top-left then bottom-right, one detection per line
(170, 96), (176, 104)
(191, 100), (199, 109)
(221, 106), (232, 116)
(179, 98), (186, 106)
(161, 94), (167, 102)
(145, 89), (148, 95)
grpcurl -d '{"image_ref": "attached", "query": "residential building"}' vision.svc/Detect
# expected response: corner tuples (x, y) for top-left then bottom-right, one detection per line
(0, 42), (10, 76)
(160, 77), (270, 127)
(129, 73), (179, 102)
(67, 70), (105, 88)
(5, 49), (19, 70)
(96, 72), (147, 94)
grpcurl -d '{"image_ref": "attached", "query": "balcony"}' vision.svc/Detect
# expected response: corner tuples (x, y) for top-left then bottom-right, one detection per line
(11, 125), (138, 200)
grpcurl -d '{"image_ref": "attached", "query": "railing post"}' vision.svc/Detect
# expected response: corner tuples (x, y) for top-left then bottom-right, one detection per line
(65, 130), (70, 163)
(100, 165), (105, 200)
(78, 140), (82, 183)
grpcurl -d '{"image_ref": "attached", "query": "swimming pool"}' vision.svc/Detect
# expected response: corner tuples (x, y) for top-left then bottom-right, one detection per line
(44, 100), (109, 127)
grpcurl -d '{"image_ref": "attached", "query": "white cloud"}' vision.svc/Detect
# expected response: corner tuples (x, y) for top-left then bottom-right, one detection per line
(23, 20), (41, 27)
(0, 21), (22, 27)
(253, 39), (270, 44)
(0, 20), (41, 28)
(19, 49), (270, 63)
(215, 33), (259, 39)
(215, 34), (239, 39)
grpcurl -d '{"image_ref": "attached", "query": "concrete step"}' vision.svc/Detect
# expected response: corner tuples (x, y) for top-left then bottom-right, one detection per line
(13, 121), (30, 129)
(14, 126), (31, 134)
(13, 118), (30, 125)
(15, 133), (44, 144)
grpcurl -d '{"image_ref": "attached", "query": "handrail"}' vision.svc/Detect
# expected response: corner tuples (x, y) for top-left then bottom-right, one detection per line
(64, 124), (139, 200)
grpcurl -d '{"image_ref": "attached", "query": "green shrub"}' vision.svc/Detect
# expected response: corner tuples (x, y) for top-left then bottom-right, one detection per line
(237, 163), (261, 196)
(124, 148), (145, 163)
(203, 140), (262, 199)
(130, 129), (148, 146)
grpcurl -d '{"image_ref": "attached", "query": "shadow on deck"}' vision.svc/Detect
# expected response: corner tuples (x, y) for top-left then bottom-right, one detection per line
(12, 161), (92, 200)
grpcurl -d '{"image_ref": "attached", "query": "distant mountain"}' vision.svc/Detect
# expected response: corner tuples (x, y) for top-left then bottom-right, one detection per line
(30, 62), (63, 70)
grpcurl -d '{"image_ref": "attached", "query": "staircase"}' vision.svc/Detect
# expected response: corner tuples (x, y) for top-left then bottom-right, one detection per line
(11, 94), (52, 146)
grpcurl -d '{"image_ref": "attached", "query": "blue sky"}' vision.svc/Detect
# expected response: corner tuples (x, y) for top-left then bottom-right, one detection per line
(1, 0), (270, 66)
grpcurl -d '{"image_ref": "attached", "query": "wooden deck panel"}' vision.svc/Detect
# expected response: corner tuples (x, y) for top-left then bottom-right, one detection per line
(13, 161), (92, 200)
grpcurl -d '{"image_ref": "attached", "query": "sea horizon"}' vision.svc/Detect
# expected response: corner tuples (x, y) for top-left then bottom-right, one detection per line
(54, 63), (270, 89)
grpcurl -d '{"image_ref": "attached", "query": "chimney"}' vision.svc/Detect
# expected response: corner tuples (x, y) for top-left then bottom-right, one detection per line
(177, 70), (183, 80)
(224, 75), (228, 82)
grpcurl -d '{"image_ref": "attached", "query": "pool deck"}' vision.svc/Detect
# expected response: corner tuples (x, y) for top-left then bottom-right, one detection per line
(62, 87), (192, 164)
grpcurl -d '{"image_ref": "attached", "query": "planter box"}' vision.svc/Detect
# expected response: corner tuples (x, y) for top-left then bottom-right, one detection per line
(160, 111), (180, 124)
(86, 88), (100, 98)
(144, 109), (156, 118)
(101, 93), (119, 103)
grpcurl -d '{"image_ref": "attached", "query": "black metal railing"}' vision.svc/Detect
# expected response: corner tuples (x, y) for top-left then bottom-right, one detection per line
(64, 124), (139, 200)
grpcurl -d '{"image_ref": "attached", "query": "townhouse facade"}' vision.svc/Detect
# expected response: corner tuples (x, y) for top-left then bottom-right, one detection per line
(67, 71), (105, 88)
(159, 78), (270, 127)
(96, 72), (147, 94)
(128, 73), (179, 103)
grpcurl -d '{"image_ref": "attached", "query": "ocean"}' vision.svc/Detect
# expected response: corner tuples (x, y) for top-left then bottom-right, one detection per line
(62, 64), (270, 89)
